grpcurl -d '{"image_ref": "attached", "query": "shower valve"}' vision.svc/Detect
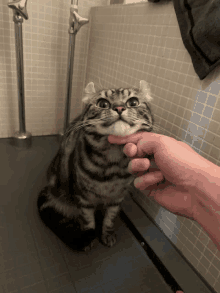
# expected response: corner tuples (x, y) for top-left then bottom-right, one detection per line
(69, 7), (89, 35)
(8, 0), (29, 21)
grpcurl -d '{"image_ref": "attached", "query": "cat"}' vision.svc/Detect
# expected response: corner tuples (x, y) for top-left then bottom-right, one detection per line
(37, 80), (154, 251)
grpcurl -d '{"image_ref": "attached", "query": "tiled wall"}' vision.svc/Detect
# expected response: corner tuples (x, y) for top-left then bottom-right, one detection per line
(85, 2), (220, 292)
(0, 0), (109, 138)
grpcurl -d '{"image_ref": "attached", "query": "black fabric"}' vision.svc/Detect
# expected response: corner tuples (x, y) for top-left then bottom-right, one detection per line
(173, 0), (220, 80)
(150, 0), (220, 80)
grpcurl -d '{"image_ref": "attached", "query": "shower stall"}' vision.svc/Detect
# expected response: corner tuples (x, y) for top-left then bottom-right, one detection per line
(0, 0), (219, 293)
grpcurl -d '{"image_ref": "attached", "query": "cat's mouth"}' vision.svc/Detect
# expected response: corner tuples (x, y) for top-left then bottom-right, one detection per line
(102, 116), (134, 127)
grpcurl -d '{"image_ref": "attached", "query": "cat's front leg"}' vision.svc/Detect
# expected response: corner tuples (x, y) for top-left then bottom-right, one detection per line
(101, 205), (120, 247)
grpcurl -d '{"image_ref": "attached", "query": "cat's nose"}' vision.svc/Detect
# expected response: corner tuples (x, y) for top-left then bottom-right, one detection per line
(114, 106), (125, 114)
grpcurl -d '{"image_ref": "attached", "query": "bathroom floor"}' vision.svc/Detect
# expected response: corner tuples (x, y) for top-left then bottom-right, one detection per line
(0, 135), (173, 293)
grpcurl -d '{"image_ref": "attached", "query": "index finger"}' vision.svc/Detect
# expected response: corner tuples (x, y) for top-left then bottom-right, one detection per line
(108, 132), (147, 145)
(108, 132), (162, 157)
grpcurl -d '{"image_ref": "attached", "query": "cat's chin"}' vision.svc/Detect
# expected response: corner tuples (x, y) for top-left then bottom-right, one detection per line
(111, 121), (132, 136)
(97, 120), (140, 136)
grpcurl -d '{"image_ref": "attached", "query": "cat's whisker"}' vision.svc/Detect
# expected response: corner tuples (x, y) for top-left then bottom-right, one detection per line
(64, 117), (113, 146)
(66, 116), (110, 134)
(65, 120), (101, 136)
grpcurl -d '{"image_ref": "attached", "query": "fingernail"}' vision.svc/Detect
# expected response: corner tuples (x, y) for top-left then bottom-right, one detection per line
(127, 161), (132, 173)
(134, 177), (141, 187)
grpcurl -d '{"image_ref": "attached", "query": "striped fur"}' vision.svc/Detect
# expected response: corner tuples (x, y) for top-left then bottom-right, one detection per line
(37, 80), (154, 251)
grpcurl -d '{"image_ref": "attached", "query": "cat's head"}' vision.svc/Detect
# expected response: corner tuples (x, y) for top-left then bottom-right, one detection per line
(81, 80), (154, 136)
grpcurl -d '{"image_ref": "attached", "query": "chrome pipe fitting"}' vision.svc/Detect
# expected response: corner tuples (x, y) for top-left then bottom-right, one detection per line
(8, 0), (32, 148)
(8, 0), (28, 20)
(68, 6), (89, 35)
(60, 4), (89, 136)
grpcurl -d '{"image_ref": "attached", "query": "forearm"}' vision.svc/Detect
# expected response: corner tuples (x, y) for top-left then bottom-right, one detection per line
(194, 163), (220, 206)
(191, 164), (220, 250)
(193, 201), (220, 251)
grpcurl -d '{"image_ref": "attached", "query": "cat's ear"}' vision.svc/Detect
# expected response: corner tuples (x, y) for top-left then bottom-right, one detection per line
(82, 82), (96, 104)
(139, 80), (153, 102)
(85, 82), (96, 94)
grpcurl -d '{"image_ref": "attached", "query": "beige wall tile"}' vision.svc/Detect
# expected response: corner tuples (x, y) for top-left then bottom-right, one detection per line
(183, 109), (192, 120)
(216, 97), (220, 109)
(208, 120), (220, 134)
(205, 132), (216, 144)
(210, 145), (220, 160)
(201, 141), (212, 154)
(212, 108), (220, 123)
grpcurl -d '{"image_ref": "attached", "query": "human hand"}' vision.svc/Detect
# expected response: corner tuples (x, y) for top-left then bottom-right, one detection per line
(108, 132), (213, 220)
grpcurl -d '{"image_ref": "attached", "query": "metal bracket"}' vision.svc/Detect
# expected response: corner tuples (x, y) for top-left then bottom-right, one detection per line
(8, 0), (28, 21)
(69, 7), (89, 35)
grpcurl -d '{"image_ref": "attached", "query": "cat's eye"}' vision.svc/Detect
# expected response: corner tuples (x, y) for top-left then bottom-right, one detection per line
(97, 99), (110, 109)
(126, 97), (139, 107)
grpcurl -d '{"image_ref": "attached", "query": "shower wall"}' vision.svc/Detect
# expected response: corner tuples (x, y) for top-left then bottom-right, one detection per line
(85, 2), (220, 292)
(0, 0), (109, 138)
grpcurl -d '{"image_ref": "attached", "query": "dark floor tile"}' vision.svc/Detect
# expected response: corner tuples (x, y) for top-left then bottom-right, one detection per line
(101, 278), (152, 293)
(30, 217), (62, 252)
(72, 264), (107, 292)
(79, 284), (104, 293)
(107, 274), (172, 293)
(100, 266), (159, 293)
(38, 247), (67, 270)
(0, 269), (20, 293)
(150, 283), (173, 293)
(50, 283), (77, 293)
(75, 278), (105, 293)
(0, 257), (15, 274)
(14, 251), (39, 268)
(0, 260), (46, 292)
(84, 286), (104, 293)
(18, 271), (45, 291)
(46, 272), (73, 292)
(19, 281), (48, 293)
(16, 260), (42, 279)
(71, 241), (154, 292)
(43, 262), (69, 280)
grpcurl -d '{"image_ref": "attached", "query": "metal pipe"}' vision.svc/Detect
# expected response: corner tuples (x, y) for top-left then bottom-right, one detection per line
(63, 34), (76, 132)
(14, 15), (26, 133)
(8, 0), (31, 148)
(61, 1), (89, 135)
(71, 0), (79, 6)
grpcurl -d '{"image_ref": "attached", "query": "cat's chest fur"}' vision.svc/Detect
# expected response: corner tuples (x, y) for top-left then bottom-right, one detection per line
(75, 135), (133, 203)
(103, 144), (126, 163)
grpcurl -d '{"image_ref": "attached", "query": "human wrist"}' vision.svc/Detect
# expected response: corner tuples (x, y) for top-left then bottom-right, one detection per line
(188, 163), (220, 250)
(192, 163), (220, 208)
(192, 194), (220, 251)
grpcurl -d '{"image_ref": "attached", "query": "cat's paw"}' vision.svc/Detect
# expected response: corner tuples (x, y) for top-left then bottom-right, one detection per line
(101, 231), (117, 247)
(82, 239), (96, 252)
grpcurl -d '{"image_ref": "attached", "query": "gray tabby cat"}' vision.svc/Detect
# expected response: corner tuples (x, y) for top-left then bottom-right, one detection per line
(37, 80), (154, 251)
